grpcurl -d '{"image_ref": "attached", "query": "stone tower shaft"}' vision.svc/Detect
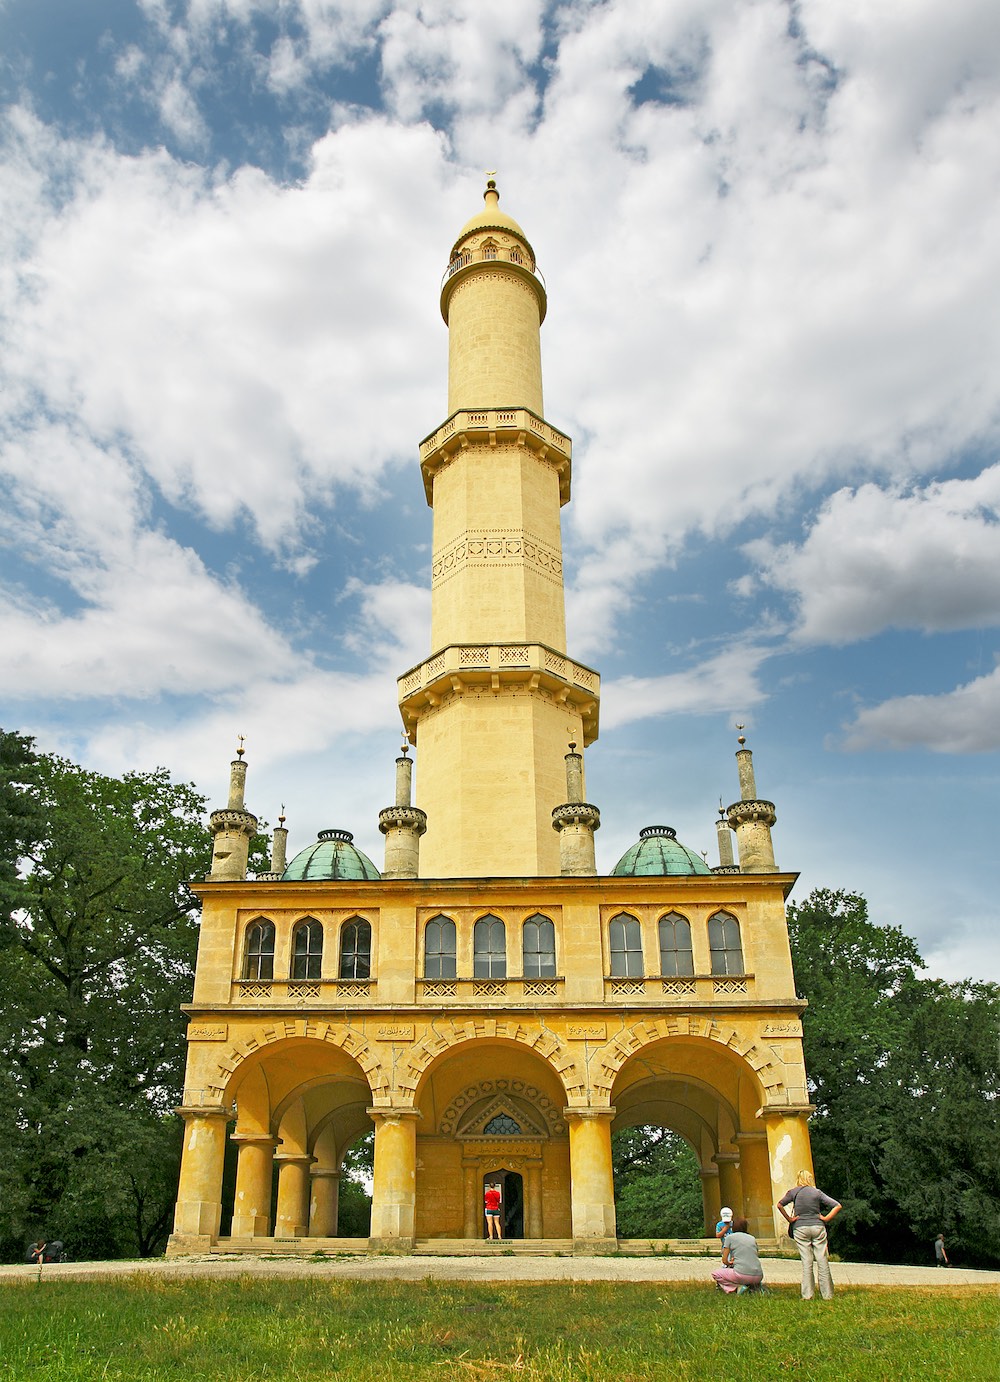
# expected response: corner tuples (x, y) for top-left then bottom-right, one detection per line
(398, 181), (600, 878)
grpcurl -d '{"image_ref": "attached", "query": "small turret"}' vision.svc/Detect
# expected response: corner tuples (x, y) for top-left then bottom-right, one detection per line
(551, 742), (601, 875)
(270, 807), (288, 875)
(378, 743), (428, 879)
(712, 801), (739, 873)
(208, 738), (259, 880)
(725, 730), (777, 872)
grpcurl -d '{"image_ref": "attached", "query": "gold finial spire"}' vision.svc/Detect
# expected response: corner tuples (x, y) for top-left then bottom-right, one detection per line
(236, 734), (246, 758)
(735, 722), (746, 747)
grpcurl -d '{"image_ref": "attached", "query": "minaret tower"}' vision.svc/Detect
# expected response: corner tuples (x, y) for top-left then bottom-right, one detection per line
(398, 178), (600, 876)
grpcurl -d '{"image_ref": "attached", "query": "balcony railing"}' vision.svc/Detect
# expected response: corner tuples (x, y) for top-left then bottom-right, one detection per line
(603, 974), (754, 1001)
(417, 976), (564, 1002)
(232, 979), (374, 1004)
(441, 247), (546, 293)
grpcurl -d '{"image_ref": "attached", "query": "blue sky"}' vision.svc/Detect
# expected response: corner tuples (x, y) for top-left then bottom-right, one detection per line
(2, 1), (999, 982)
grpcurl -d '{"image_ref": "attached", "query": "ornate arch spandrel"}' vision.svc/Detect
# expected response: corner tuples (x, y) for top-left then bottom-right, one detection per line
(585, 1017), (785, 1109)
(208, 1018), (391, 1105)
(397, 1019), (585, 1107)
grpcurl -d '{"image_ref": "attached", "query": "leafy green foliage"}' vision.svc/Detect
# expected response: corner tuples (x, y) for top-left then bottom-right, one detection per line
(0, 735), (211, 1261)
(612, 1126), (704, 1238)
(337, 1130), (374, 1237)
(788, 888), (1000, 1267)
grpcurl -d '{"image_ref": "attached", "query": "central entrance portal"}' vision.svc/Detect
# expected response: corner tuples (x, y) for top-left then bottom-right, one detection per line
(483, 1169), (524, 1239)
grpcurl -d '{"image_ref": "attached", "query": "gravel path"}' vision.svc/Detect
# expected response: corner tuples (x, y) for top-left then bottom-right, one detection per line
(2, 1254), (996, 1289)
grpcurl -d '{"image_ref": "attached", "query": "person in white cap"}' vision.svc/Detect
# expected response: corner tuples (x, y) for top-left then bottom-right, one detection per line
(715, 1206), (734, 1256)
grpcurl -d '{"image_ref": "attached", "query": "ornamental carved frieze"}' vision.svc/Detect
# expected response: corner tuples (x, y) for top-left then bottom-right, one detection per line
(432, 529), (563, 586)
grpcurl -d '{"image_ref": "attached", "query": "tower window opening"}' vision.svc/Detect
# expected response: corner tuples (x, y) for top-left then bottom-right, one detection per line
(522, 913), (556, 977)
(291, 917), (323, 980)
(609, 913), (644, 978)
(482, 240), (498, 261)
(340, 916), (372, 980)
(424, 915), (457, 979)
(243, 919), (275, 981)
(659, 912), (694, 977)
(474, 914), (507, 979)
(508, 247), (523, 265)
(708, 911), (744, 976)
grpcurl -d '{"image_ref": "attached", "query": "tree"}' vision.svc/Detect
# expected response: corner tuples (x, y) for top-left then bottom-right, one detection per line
(787, 888), (1000, 1267)
(612, 1126), (704, 1239)
(0, 738), (212, 1260)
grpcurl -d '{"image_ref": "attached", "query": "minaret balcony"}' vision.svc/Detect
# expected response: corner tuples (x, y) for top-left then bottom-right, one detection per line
(419, 407), (572, 506)
(398, 642), (600, 745)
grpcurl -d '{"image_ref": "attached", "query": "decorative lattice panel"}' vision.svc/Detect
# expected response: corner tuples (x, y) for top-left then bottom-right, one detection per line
(661, 979), (697, 996)
(714, 979), (748, 996)
(287, 983), (321, 1000)
(237, 983), (272, 999)
(473, 981), (508, 998)
(422, 982), (457, 999)
(609, 980), (646, 998)
(523, 980), (558, 997)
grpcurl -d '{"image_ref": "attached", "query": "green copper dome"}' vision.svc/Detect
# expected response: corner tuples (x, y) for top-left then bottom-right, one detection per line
(611, 826), (712, 877)
(282, 828), (381, 882)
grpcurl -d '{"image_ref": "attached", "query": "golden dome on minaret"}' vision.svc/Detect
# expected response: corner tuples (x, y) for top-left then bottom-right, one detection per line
(450, 176), (535, 260)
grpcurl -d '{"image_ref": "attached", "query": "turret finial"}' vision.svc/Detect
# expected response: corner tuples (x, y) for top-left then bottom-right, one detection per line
(236, 734), (246, 759)
(735, 722), (746, 747)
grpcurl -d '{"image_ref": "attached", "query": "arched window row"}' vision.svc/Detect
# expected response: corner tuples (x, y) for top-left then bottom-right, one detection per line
(422, 913), (557, 980)
(608, 910), (745, 978)
(240, 915), (373, 982)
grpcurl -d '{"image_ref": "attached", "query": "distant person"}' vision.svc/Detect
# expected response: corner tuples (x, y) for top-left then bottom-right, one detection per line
(777, 1170), (842, 1301)
(715, 1206), (734, 1256)
(484, 1183), (503, 1239)
(934, 1234), (949, 1267)
(711, 1216), (764, 1294)
(28, 1241), (46, 1267)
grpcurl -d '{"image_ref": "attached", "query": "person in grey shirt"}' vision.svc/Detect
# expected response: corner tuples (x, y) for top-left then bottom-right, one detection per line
(777, 1170), (842, 1300)
(711, 1216), (764, 1294)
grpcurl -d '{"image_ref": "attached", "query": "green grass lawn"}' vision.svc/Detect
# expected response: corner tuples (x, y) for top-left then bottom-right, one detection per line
(0, 1277), (995, 1381)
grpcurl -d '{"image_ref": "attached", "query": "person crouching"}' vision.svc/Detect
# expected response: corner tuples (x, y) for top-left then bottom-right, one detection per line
(711, 1216), (764, 1295)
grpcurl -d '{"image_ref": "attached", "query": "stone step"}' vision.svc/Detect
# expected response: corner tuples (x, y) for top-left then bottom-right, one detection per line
(413, 1239), (576, 1256)
(211, 1238), (370, 1255)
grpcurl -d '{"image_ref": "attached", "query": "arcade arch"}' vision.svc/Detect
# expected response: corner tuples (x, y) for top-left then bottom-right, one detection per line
(610, 1036), (773, 1238)
(412, 1038), (572, 1240)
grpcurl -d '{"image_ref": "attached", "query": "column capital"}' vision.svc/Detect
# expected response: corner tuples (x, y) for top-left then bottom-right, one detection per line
(734, 1131), (768, 1144)
(230, 1132), (277, 1148)
(699, 1166), (720, 1181)
(176, 1104), (233, 1123)
(756, 1104), (815, 1121)
(712, 1151), (741, 1166)
(367, 1106), (422, 1124)
(310, 1168), (341, 1181)
(563, 1106), (616, 1122)
(272, 1153), (315, 1169)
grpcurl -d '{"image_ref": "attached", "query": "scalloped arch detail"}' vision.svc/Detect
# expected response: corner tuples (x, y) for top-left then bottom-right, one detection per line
(209, 1019), (391, 1103)
(587, 1017), (785, 1108)
(396, 1019), (585, 1105)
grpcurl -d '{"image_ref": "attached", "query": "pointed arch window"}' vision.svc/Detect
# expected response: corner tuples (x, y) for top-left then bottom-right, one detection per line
(482, 238), (498, 261)
(522, 914), (556, 977)
(609, 913), (644, 977)
(243, 919), (275, 981)
(339, 917), (372, 980)
(424, 915), (457, 979)
(659, 912), (694, 977)
(474, 914), (506, 979)
(708, 911), (744, 976)
(291, 917), (323, 980)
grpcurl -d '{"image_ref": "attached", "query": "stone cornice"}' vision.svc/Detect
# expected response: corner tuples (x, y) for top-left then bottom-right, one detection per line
(419, 408), (571, 506)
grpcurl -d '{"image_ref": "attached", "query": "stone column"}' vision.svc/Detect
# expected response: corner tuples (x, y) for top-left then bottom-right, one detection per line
(525, 1161), (544, 1240)
(713, 1150), (743, 1219)
(274, 1153), (314, 1237)
(309, 1169), (341, 1238)
(368, 1109), (420, 1250)
(168, 1107), (231, 1251)
(735, 1132), (772, 1239)
(763, 1109), (816, 1238)
(462, 1159), (480, 1240)
(565, 1108), (617, 1249)
(700, 1165), (722, 1237)
(725, 737), (777, 872)
(230, 1134), (276, 1238)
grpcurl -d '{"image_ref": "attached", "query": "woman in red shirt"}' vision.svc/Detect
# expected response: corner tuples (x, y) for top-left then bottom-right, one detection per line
(484, 1183), (503, 1239)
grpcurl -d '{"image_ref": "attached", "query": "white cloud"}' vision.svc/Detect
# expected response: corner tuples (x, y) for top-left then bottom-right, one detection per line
(744, 468), (1000, 645)
(601, 643), (771, 730)
(843, 662), (1000, 753)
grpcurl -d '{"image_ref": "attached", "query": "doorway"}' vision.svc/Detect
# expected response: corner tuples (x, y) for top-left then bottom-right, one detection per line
(483, 1169), (524, 1239)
